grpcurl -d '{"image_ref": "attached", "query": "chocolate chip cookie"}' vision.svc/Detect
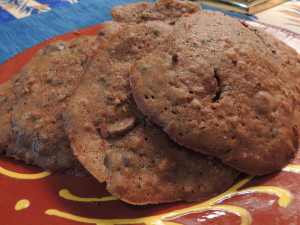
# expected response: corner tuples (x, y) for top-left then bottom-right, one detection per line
(131, 10), (300, 175)
(65, 21), (239, 204)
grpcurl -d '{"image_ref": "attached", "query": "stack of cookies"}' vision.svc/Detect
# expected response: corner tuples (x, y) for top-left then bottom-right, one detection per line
(1, 0), (300, 205)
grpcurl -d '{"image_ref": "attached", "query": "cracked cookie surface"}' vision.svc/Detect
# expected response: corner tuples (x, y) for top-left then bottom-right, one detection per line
(130, 10), (300, 175)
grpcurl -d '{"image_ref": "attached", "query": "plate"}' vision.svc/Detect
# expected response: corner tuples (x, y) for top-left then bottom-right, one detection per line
(0, 22), (300, 225)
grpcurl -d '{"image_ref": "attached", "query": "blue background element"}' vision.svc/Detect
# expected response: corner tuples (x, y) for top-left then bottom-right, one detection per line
(0, 7), (15, 24)
(37, 0), (70, 9)
(0, 0), (255, 64)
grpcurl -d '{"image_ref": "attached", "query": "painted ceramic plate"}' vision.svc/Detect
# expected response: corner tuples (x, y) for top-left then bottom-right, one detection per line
(0, 22), (300, 225)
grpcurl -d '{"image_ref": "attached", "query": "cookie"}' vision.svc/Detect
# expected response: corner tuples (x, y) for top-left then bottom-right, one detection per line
(130, 10), (300, 175)
(0, 81), (14, 153)
(111, 0), (201, 24)
(104, 119), (239, 205)
(10, 36), (97, 175)
(65, 21), (239, 205)
(100, 0), (200, 40)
